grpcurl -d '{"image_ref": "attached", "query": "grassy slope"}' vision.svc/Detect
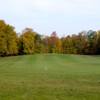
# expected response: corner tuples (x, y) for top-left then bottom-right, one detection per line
(0, 54), (100, 100)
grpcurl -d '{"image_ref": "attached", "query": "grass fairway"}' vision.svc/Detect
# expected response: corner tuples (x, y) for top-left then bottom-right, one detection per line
(0, 54), (100, 100)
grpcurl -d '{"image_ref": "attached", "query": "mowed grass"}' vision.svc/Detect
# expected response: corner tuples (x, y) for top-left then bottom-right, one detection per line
(0, 54), (100, 100)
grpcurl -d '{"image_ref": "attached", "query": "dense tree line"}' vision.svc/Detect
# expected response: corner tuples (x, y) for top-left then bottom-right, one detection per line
(0, 20), (100, 56)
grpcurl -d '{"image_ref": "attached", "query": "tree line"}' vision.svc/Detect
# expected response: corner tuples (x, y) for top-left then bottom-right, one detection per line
(0, 20), (100, 57)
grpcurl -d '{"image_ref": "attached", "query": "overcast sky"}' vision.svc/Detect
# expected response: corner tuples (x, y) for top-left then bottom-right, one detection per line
(0, 0), (100, 36)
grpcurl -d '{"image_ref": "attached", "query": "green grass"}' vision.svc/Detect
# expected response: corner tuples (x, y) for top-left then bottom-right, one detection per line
(0, 54), (100, 100)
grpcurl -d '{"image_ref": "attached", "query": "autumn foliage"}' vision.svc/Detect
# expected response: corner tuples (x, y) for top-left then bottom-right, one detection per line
(0, 20), (100, 56)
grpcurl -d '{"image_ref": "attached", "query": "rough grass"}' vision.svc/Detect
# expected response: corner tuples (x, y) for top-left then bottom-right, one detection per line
(0, 54), (100, 100)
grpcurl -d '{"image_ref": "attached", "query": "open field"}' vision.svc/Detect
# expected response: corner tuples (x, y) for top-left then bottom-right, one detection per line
(0, 54), (100, 100)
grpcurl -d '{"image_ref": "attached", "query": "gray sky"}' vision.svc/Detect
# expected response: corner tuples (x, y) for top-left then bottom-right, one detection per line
(0, 0), (100, 36)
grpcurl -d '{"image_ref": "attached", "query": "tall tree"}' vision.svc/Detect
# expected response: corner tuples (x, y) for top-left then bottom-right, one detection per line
(62, 36), (77, 54)
(96, 31), (100, 54)
(48, 31), (62, 53)
(34, 33), (42, 53)
(86, 30), (97, 54)
(0, 20), (18, 56)
(19, 28), (35, 54)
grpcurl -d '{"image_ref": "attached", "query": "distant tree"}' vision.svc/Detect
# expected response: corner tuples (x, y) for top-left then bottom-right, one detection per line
(0, 20), (18, 56)
(5, 25), (18, 56)
(1, 19), (100, 56)
(71, 32), (88, 54)
(47, 31), (62, 53)
(96, 31), (100, 54)
(34, 33), (42, 53)
(62, 35), (77, 54)
(86, 30), (97, 54)
(0, 20), (7, 56)
(19, 28), (35, 54)
(42, 36), (50, 53)
(49, 31), (57, 53)
(55, 38), (62, 53)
